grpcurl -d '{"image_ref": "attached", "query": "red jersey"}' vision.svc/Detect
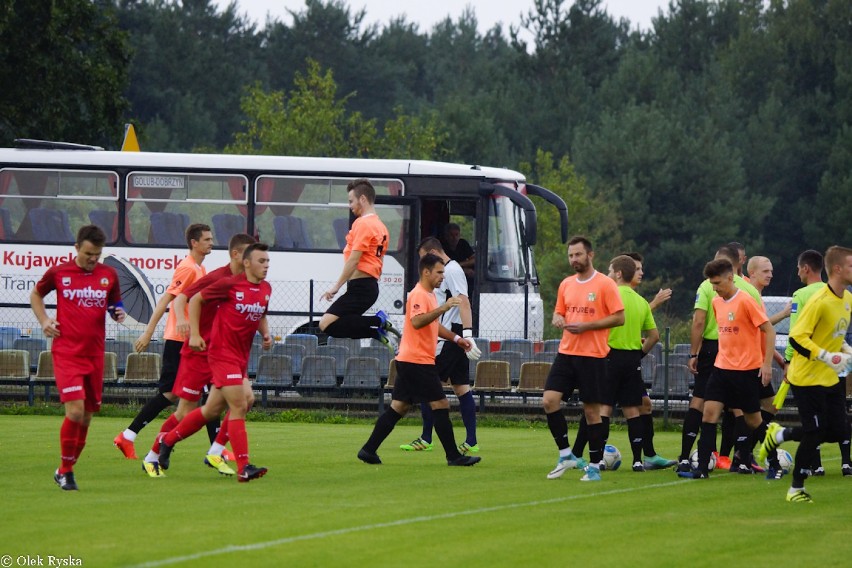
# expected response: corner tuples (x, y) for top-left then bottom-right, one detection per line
(35, 260), (122, 357)
(201, 273), (271, 367)
(179, 264), (235, 355)
(554, 271), (624, 358)
(396, 283), (439, 365)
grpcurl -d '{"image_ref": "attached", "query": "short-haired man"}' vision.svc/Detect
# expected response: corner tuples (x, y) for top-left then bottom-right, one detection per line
(441, 222), (475, 278)
(400, 237), (481, 453)
(544, 236), (624, 482)
(159, 243), (273, 482)
(141, 233), (257, 477)
(679, 259), (775, 479)
(320, 178), (399, 350)
(114, 223), (213, 459)
(358, 254), (481, 467)
(760, 246), (852, 502)
(31, 225), (126, 490)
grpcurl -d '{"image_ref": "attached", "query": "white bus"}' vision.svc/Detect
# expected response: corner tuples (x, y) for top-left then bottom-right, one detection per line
(0, 140), (568, 344)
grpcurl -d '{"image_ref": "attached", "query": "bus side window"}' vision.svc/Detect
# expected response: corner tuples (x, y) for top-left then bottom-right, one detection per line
(333, 217), (349, 249)
(89, 210), (118, 242)
(151, 211), (190, 246)
(273, 215), (312, 249)
(0, 207), (11, 240)
(211, 213), (245, 246)
(29, 208), (74, 243)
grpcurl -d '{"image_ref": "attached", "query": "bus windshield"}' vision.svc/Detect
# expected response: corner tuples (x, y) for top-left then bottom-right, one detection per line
(486, 195), (532, 282)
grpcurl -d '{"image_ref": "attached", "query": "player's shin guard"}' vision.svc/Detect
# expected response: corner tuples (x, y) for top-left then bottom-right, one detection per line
(59, 418), (82, 473)
(679, 408), (702, 460)
(458, 391), (477, 446)
(546, 410), (570, 451)
(627, 416), (644, 464)
(420, 402), (434, 443)
(363, 407), (403, 454)
(432, 407), (460, 460)
(228, 418), (249, 473)
(588, 422), (604, 467)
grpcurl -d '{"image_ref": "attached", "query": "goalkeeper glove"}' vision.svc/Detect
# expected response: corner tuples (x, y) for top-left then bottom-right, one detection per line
(816, 349), (852, 374)
(462, 328), (481, 361)
(842, 342), (852, 356)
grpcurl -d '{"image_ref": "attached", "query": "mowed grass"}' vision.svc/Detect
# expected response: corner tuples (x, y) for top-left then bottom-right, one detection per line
(3, 415), (852, 567)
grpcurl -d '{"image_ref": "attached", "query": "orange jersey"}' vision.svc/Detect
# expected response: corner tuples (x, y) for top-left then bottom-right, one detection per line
(555, 271), (624, 358)
(712, 290), (768, 370)
(396, 283), (439, 365)
(163, 255), (206, 341)
(343, 213), (389, 279)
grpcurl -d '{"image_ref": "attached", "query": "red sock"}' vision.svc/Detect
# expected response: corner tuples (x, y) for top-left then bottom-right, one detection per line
(151, 413), (180, 453)
(59, 418), (82, 473)
(164, 407), (207, 446)
(75, 423), (89, 461)
(215, 411), (230, 446)
(228, 418), (249, 473)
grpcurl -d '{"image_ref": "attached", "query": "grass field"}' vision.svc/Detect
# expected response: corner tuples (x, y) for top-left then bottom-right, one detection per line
(3, 414), (852, 567)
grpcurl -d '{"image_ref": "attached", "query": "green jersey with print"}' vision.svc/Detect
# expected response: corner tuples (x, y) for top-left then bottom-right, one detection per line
(608, 285), (656, 350)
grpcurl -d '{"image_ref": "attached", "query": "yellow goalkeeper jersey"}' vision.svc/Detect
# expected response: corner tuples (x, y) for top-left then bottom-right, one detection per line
(787, 285), (852, 387)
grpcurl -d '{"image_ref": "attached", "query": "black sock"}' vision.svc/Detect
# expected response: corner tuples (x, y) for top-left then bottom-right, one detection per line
(363, 408), (403, 453)
(793, 431), (823, 487)
(680, 407), (703, 461)
(546, 410), (570, 451)
(601, 415), (611, 445)
(206, 417), (221, 445)
(641, 414), (657, 456)
(588, 422), (604, 466)
(733, 416), (750, 463)
(627, 416), (644, 464)
(841, 420), (851, 465)
(698, 422), (716, 473)
(719, 410), (735, 456)
(325, 316), (378, 339)
(432, 407), (461, 460)
(573, 416), (588, 457)
(128, 393), (174, 433)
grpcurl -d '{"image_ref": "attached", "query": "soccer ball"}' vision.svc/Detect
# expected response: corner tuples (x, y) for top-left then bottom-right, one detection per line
(602, 444), (622, 471)
(689, 449), (717, 471)
(764, 448), (794, 473)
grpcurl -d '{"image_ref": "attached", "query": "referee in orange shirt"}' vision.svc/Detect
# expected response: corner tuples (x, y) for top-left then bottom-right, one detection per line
(358, 254), (481, 466)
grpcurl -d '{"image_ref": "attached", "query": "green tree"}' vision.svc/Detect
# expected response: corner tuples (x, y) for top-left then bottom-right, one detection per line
(0, 0), (130, 146)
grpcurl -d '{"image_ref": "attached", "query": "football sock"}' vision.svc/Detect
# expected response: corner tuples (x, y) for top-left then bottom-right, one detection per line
(228, 418), (249, 473)
(733, 415), (750, 460)
(719, 410), (734, 457)
(152, 413), (180, 453)
(698, 422), (716, 473)
(587, 422), (604, 466)
(546, 410), (570, 451)
(419, 402), (434, 443)
(164, 407), (208, 446)
(458, 391), (477, 446)
(641, 413), (657, 456)
(144, 450), (158, 462)
(324, 317), (377, 339)
(128, 393), (174, 434)
(432, 407), (461, 460)
(627, 416), (644, 464)
(215, 412), (231, 446)
(680, 408), (703, 460)
(793, 431), (822, 487)
(59, 418), (82, 473)
(208, 442), (226, 456)
(75, 423), (89, 461)
(573, 416), (588, 457)
(363, 408), (403, 454)
(601, 415), (611, 445)
(121, 428), (137, 442)
(206, 416), (221, 445)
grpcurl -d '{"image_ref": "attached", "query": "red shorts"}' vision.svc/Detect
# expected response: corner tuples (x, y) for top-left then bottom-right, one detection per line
(210, 359), (247, 389)
(172, 351), (213, 402)
(54, 353), (104, 412)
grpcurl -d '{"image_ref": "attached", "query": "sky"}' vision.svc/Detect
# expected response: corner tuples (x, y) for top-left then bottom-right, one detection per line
(216, 0), (672, 34)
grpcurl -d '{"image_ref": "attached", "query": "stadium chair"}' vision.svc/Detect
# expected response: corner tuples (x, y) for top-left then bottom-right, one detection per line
(341, 356), (382, 389)
(28, 208), (74, 242)
(641, 353), (657, 387)
(327, 336), (362, 355)
(651, 364), (691, 399)
(543, 339), (561, 353)
(533, 351), (555, 363)
(146, 339), (166, 356)
(255, 354), (294, 406)
(317, 344), (349, 377)
(285, 333), (318, 357)
(13, 337), (47, 372)
(489, 351), (522, 383)
(271, 343), (306, 375)
(359, 346), (391, 378)
(33, 350), (54, 404)
(89, 209), (118, 241)
(0, 327), (21, 350)
(104, 340), (133, 374)
(212, 213), (245, 246)
(297, 355), (337, 389)
(667, 353), (689, 368)
(103, 352), (118, 383)
(516, 362), (550, 393)
(672, 343), (692, 355)
(123, 353), (160, 383)
(384, 359), (397, 390)
(499, 338), (534, 362)
(468, 336), (492, 379)
(473, 361), (511, 392)
(248, 341), (263, 377)
(649, 342), (663, 362)
(0, 349), (29, 380)
(332, 217), (349, 249)
(150, 212), (188, 246)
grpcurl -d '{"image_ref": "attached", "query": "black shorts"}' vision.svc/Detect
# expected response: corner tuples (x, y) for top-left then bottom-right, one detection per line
(326, 277), (379, 317)
(436, 324), (468, 385)
(544, 353), (606, 404)
(692, 339), (718, 399)
(791, 383), (848, 437)
(759, 381), (776, 400)
(704, 367), (762, 414)
(602, 349), (644, 407)
(392, 361), (447, 404)
(157, 339), (184, 394)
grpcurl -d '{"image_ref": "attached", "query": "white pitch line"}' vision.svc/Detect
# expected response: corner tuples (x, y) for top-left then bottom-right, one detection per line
(132, 478), (699, 567)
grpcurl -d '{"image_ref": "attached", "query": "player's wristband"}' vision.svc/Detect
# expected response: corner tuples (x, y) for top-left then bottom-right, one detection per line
(453, 335), (461, 344)
(462, 328), (473, 339)
(108, 301), (124, 316)
(688, 354), (698, 359)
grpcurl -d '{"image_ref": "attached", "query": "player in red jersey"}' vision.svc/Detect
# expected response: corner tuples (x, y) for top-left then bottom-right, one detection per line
(31, 225), (125, 490)
(141, 233), (256, 477)
(158, 243), (273, 482)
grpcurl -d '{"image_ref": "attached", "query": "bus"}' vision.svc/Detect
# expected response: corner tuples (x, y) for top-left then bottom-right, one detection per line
(0, 140), (568, 345)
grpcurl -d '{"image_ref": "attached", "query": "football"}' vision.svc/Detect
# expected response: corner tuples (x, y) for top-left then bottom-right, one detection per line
(689, 449), (717, 471)
(602, 444), (622, 471)
(764, 448), (794, 473)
